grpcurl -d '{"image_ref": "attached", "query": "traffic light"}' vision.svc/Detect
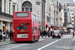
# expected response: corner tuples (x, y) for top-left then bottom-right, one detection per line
(46, 25), (48, 28)
(45, 22), (48, 29)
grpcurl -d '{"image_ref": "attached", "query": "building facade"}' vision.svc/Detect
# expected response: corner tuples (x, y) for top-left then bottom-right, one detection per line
(63, 7), (68, 27)
(62, 2), (75, 30)
(49, 0), (54, 26)
(2, 0), (18, 15)
(17, 0), (50, 31)
(0, 0), (18, 31)
(58, 9), (64, 27)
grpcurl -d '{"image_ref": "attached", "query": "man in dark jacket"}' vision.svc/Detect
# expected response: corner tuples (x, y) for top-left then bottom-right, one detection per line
(73, 31), (75, 37)
(9, 30), (13, 42)
(0, 29), (2, 41)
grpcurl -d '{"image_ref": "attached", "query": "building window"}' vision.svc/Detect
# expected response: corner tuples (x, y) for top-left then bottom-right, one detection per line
(72, 24), (74, 26)
(22, 1), (32, 12)
(13, 5), (15, 14)
(17, 5), (18, 11)
(72, 20), (74, 22)
(4, 0), (6, 13)
(25, 8), (29, 11)
(70, 10), (73, 11)
(9, 0), (11, 14)
(72, 17), (74, 19)
(0, 0), (2, 12)
(36, 2), (40, 5)
(22, 8), (24, 11)
(47, 16), (50, 22)
(72, 13), (74, 15)
(49, 13), (50, 16)
(30, 8), (32, 12)
(9, 3), (11, 14)
(9, 0), (11, 1)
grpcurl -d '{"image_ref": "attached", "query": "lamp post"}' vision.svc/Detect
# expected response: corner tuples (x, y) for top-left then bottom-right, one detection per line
(42, 0), (46, 31)
(53, 0), (55, 26)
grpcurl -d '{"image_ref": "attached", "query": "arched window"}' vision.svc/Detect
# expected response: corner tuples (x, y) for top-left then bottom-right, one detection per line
(22, 1), (32, 12)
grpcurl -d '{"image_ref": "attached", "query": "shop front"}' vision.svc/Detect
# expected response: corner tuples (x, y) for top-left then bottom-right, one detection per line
(0, 12), (13, 31)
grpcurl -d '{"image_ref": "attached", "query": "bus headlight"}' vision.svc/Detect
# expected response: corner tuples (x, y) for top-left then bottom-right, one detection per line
(13, 30), (15, 32)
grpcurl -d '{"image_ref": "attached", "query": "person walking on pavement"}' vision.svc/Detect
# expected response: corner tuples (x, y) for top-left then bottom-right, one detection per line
(73, 31), (75, 37)
(46, 27), (49, 38)
(6, 29), (9, 39)
(0, 29), (2, 41)
(9, 30), (13, 42)
(47, 27), (50, 38)
(2, 30), (7, 41)
(40, 30), (43, 38)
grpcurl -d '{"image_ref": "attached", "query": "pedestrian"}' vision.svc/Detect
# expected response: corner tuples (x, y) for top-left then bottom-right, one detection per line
(40, 30), (43, 38)
(73, 31), (75, 37)
(39, 28), (42, 35)
(6, 29), (10, 39)
(0, 29), (2, 41)
(9, 30), (13, 42)
(69, 30), (71, 34)
(47, 27), (50, 38)
(2, 30), (7, 41)
(51, 29), (54, 37)
(46, 27), (50, 38)
(43, 31), (47, 38)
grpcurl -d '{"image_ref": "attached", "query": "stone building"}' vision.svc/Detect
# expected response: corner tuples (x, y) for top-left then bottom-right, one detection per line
(17, 0), (48, 31)
(0, 0), (17, 31)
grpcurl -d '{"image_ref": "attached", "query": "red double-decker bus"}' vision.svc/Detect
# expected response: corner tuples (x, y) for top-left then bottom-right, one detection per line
(13, 11), (40, 42)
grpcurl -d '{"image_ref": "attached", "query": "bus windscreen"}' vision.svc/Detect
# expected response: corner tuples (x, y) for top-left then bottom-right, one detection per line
(17, 26), (28, 30)
(16, 13), (29, 17)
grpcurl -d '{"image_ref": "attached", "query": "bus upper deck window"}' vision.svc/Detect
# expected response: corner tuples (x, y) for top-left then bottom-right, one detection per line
(16, 13), (29, 17)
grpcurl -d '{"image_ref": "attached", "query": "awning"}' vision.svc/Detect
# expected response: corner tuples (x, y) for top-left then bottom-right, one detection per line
(50, 26), (59, 29)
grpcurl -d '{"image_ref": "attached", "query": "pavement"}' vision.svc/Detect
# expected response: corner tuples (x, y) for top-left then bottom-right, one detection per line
(0, 39), (12, 46)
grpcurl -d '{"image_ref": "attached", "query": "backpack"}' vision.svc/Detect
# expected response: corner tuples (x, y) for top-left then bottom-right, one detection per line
(3, 32), (6, 35)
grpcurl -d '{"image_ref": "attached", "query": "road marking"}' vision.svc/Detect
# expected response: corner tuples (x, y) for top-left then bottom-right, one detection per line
(9, 44), (29, 50)
(39, 39), (45, 41)
(37, 40), (59, 50)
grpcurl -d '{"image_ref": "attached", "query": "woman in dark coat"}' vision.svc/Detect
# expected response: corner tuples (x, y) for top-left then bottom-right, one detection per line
(0, 29), (2, 41)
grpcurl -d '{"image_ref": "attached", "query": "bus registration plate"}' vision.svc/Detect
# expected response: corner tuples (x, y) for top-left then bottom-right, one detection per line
(20, 30), (25, 32)
(17, 34), (28, 38)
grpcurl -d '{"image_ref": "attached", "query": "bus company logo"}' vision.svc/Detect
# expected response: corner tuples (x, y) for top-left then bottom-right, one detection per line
(20, 23), (24, 26)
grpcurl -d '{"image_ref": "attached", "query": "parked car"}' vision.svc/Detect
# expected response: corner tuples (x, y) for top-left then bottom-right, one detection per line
(52, 30), (61, 38)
